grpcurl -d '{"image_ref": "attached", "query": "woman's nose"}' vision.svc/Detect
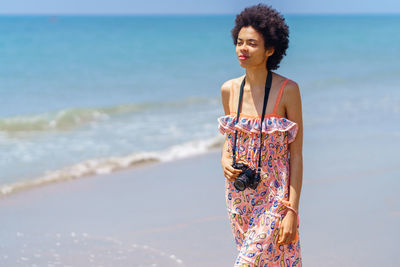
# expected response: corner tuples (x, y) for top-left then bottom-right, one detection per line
(239, 44), (248, 52)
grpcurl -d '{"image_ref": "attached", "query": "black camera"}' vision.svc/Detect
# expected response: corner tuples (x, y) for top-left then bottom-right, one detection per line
(232, 162), (261, 191)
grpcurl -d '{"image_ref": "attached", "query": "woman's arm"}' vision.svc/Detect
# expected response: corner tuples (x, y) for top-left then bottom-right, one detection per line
(220, 80), (242, 181)
(284, 81), (303, 213)
(221, 80), (232, 160)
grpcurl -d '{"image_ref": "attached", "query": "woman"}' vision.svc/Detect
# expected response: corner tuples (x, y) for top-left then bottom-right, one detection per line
(218, 4), (303, 266)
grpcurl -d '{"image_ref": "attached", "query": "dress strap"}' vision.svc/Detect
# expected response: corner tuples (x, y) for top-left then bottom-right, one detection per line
(272, 78), (290, 114)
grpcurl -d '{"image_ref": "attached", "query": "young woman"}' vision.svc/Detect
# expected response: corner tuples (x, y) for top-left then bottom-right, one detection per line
(218, 4), (303, 266)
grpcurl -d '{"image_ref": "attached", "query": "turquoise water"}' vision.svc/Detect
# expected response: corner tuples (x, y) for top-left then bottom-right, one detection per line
(0, 14), (399, 196)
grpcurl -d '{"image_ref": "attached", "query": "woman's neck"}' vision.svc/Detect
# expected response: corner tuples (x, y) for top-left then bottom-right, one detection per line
(244, 68), (270, 92)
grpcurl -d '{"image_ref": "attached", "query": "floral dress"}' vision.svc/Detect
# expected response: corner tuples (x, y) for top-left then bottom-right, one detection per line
(217, 78), (302, 266)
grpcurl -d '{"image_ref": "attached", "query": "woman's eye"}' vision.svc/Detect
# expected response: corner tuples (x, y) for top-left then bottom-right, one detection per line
(237, 42), (256, 47)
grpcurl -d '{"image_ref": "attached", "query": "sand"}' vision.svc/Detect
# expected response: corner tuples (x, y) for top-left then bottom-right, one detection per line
(0, 146), (399, 266)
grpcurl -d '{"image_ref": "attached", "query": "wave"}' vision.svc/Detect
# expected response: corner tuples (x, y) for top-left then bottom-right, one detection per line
(0, 135), (224, 199)
(0, 96), (216, 133)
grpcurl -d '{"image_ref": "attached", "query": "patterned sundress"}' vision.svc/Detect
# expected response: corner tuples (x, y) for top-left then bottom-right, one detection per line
(217, 78), (302, 266)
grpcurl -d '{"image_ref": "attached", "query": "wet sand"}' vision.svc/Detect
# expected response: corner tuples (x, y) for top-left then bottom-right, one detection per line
(0, 146), (399, 266)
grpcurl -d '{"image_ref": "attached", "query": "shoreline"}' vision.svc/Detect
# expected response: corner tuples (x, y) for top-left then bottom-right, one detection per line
(0, 136), (224, 200)
(0, 155), (160, 200)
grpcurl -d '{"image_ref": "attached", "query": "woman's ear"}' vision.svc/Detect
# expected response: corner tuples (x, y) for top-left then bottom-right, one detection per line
(265, 47), (275, 57)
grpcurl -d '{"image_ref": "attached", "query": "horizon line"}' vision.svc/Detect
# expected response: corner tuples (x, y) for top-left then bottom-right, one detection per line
(0, 12), (399, 16)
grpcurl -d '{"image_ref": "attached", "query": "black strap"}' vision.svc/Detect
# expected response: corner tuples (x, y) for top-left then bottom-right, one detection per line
(232, 70), (273, 173)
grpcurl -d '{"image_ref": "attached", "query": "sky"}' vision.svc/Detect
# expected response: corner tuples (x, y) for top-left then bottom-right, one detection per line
(0, 0), (399, 15)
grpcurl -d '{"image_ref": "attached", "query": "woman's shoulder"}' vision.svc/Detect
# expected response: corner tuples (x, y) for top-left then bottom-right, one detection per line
(273, 72), (299, 90)
(221, 75), (246, 92)
(220, 76), (245, 115)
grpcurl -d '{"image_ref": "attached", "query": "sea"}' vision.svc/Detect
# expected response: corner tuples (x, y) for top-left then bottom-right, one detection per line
(0, 14), (399, 198)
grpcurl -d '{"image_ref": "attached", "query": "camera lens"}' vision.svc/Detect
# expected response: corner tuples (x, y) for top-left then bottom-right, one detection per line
(234, 178), (246, 191)
(234, 173), (250, 191)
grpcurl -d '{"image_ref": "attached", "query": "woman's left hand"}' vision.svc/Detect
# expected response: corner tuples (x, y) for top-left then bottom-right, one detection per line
(277, 210), (298, 245)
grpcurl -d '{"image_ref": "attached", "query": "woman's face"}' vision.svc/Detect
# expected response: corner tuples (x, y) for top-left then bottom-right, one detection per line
(235, 26), (274, 69)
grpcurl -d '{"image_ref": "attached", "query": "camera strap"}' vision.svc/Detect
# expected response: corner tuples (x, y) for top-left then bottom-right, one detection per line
(232, 70), (272, 174)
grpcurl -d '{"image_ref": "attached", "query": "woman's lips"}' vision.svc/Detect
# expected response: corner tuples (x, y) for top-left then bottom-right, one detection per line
(239, 55), (248, 60)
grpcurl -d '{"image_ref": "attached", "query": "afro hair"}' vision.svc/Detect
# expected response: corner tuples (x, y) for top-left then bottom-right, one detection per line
(231, 3), (289, 70)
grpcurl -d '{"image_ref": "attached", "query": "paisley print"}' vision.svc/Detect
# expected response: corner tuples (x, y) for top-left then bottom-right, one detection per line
(217, 79), (302, 266)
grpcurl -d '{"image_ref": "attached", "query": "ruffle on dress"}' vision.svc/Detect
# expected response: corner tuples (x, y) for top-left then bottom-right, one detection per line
(217, 114), (299, 144)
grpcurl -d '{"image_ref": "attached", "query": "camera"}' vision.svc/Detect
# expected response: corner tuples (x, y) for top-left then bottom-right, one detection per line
(232, 162), (261, 191)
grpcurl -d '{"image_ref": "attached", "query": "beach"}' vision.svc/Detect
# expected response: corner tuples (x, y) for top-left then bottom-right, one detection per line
(0, 149), (236, 266)
(1, 14), (400, 267)
(1, 144), (399, 266)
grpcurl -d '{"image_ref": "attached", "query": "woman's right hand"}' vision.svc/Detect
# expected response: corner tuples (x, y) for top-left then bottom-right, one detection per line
(221, 156), (242, 181)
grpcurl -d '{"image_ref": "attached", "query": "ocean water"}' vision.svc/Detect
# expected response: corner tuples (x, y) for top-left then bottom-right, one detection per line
(0, 14), (399, 197)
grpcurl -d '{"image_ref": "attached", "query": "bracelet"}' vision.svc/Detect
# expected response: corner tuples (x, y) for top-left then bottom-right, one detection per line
(281, 200), (299, 218)
(281, 200), (300, 242)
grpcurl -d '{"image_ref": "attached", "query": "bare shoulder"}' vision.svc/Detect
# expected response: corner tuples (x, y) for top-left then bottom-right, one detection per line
(220, 79), (232, 94)
(274, 74), (302, 114)
(221, 75), (246, 97)
(220, 78), (234, 115)
(283, 78), (302, 121)
(285, 79), (300, 96)
(221, 75), (244, 91)
(272, 72), (298, 91)
(220, 76), (245, 115)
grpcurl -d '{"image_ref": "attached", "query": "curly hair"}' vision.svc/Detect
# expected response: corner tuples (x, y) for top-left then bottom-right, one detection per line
(231, 4), (289, 70)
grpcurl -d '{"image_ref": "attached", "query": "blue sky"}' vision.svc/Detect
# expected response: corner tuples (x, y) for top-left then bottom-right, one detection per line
(0, 0), (399, 15)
